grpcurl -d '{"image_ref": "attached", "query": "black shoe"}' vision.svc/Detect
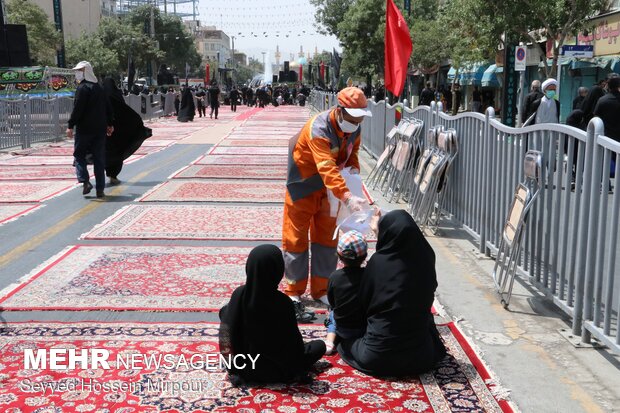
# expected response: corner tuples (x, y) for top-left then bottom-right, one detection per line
(293, 300), (315, 323)
(109, 177), (121, 186)
(82, 182), (93, 195)
(96, 191), (105, 198)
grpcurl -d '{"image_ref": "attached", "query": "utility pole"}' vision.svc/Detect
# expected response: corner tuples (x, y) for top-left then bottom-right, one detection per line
(1, 0), (6, 25)
(149, 0), (156, 86)
(52, 0), (66, 67)
(231, 35), (235, 85)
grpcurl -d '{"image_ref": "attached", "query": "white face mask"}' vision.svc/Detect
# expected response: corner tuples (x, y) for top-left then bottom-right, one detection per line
(75, 71), (84, 83)
(338, 111), (360, 133)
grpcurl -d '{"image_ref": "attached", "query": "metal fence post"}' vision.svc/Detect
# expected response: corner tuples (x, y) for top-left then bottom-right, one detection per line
(572, 118), (602, 337)
(52, 98), (60, 141)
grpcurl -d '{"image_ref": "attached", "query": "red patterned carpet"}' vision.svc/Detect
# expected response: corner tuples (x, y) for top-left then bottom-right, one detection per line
(0, 246), (256, 311)
(172, 165), (286, 180)
(225, 134), (296, 140)
(218, 139), (288, 147)
(0, 166), (77, 180)
(0, 181), (75, 203)
(195, 155), (287, 166)
(81, 204), (283, 240)
(0, 203), (40, 224)
(0, 322), (513, 413)
(139, 180), (284, 203)
(210, 146), (288, 156)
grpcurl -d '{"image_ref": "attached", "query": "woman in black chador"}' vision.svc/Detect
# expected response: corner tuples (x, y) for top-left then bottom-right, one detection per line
(177, 87), (195, 122)
(339, 210), (447, 377)
(219, 244), (326, 385)
(102, 78), (151, 185)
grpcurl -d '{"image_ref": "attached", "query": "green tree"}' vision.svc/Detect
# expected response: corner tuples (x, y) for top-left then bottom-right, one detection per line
(5, 0), (62, 65)
(126, 5), (201, 73)
(65, 32), (118, 77)
(310, 0), (354, 38)
(247, 57), (264, 74)
(336, 0), (385, 86)
(96, 17), (162, 77)
(448, 0), (611, 77)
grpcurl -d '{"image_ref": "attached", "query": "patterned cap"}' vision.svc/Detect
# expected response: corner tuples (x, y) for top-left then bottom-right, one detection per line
(337, 230), (368, 260)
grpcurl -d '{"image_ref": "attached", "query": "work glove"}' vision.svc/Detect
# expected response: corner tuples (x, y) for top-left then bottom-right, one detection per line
(344, 192), (369, 213)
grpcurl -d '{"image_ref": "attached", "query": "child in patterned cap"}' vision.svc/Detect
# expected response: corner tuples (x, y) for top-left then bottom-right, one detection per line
(324, 230), (368, 355)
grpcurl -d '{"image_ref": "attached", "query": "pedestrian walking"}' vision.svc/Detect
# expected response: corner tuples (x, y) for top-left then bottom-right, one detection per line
(522, 80), (543, 125)
(282, 87), (371, 321)
(196, 87), (207, 117)
(594, 73), (620, 144)
(208, 82), (220, 119)
(67, 61), (113, 199)
(533, 78), (560, 125)
(230, 86), (239, 112)
(472, 86), (482, 113)
(419, 82), (434, 106)
(177, 87), (195, 122)
(102, 78), (152, 186)
(572, 86), (588, 110)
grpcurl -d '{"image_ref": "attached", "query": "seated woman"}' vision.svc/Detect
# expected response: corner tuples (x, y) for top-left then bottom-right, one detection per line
(219, 244), (326, 384)
(338, 210), (447, 377)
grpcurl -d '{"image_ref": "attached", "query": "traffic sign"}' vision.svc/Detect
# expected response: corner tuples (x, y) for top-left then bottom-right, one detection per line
(515, 46), (526, 71)
(562, 45), (594, 58)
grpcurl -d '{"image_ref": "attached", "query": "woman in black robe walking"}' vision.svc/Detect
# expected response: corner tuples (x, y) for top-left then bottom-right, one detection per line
(102, 78), (151, 185)
(338, 210), (446, 377)
(219, 244), (325, 385)
(177, 87), (195, 122)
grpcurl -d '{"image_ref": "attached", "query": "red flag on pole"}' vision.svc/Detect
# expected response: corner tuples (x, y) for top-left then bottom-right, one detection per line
(320, 61), (325, 83)
(205, 63), (210, 85)
(384, 0), (412, 96)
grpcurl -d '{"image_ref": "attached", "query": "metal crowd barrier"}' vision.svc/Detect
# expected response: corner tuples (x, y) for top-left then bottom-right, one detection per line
(0, 96), (73, 150)
(310, 91), (620, 354)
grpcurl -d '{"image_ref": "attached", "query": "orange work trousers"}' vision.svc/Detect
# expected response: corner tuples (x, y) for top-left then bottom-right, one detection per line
(282, 188), (338, 299)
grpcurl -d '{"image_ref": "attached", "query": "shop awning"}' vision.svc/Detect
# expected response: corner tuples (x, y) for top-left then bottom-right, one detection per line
(447, 63), (490, 86)
(481, 64), (500, 88)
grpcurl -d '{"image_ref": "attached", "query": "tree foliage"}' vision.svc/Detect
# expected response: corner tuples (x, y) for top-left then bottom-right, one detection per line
(65, 33), (118, 77)
(310, 0), (354, 38)
(5, 0), (62, 65)
(126, 6), (201, 73)
(312, 0), (613, 83)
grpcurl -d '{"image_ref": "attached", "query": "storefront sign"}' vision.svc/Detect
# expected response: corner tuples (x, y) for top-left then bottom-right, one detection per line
(562, 45), (594, 58)
(575, 12), (620, 56)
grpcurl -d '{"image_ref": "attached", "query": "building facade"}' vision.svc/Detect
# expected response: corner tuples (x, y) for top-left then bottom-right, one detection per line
(191, 24), (231, 66)
(31, 0), (116, 40)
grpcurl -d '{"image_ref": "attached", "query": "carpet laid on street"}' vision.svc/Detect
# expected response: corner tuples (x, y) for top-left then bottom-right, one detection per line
(0, 180), (75, 203)
(171, 164), (287, 180)
(0, 245), (333, 313)
(0, 165), (77, 180)
(0, 203), (41, 225)
(209, 146), (288, 156)
(195, 154), (287, 165)
(81, 204), (283, 240)
(0, 322), (513, 413)
(139, 179), (284, 203)
(217, 139), (289, 147)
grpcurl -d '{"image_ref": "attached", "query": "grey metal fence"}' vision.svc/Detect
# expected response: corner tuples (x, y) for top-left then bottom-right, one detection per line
(1, 93), (165, 151)
(0, 96), (73, 150)
(310, 91), (620, 354)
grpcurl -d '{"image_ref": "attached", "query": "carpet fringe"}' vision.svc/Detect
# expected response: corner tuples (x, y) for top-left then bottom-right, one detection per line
(0, 203), (44, 226)
(0, 245), (75, 302)
(78, 204), (134, 240)
(449, 320), (520, 411)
